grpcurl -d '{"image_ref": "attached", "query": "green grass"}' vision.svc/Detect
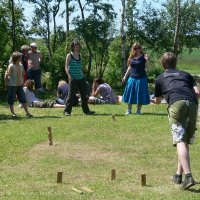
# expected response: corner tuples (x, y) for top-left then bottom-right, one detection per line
(177, 48), (200, 75)
(0, 102), (200, 199)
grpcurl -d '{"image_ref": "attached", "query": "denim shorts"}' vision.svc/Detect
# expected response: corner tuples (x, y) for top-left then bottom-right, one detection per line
(7, 86), (27, 105)
(168, 100), (198, 146)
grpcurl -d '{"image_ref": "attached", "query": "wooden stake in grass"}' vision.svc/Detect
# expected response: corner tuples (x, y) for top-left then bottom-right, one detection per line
(71, 187), (83, 194)
(47, 126), (53, 145)
(111, 169), (116, 180)
(81, 186), (93, 193)
(57, 171), (63, 183)
(141, 173), (146, 186)
(112, 114), (116, 121)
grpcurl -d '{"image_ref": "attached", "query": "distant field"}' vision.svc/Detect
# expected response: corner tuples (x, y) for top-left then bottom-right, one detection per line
(177, 48), (200, 75)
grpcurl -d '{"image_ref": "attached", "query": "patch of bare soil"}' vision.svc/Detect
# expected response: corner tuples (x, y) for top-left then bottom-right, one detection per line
(28, 141), (124, 164)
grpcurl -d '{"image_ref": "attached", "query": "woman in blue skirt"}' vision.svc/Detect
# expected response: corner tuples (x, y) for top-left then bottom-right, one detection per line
(122, 42), (150, 115)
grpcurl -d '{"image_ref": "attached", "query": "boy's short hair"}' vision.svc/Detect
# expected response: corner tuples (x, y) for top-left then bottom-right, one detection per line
(161, 52), (177, 70)
(12, 52), (22, 64)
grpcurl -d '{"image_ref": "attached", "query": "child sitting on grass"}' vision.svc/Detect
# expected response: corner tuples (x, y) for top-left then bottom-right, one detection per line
(23, 79), (64, 108)
(4, 52), (33, 118)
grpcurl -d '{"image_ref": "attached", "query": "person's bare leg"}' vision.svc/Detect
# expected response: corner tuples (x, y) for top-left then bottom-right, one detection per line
(176, 160), (184, 175)
(128, 104), (132, 111)
(136, 104), (142, 114)
(22, 103), (31, 115)
(177, 142), (191, 174)
(9, 104), (16, 115)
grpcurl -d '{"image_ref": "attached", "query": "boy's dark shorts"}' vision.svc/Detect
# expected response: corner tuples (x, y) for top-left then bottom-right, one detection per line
(7, 86), (27, 105)
(168, 100), (198, 146)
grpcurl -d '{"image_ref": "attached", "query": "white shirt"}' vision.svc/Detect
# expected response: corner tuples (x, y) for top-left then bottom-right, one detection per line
(23, 87), (40, 106)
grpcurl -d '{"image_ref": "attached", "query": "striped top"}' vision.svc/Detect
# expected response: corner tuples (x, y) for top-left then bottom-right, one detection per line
(69, 53), (84, 80)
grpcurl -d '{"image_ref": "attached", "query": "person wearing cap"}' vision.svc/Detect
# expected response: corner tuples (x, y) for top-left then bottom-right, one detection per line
(28, 43), (43, 93)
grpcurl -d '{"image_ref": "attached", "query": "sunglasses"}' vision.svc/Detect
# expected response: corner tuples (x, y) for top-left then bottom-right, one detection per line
(133, 47), (140, 50)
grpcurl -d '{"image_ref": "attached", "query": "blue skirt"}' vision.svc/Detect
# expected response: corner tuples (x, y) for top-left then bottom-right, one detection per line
(122, 77), (150, 105)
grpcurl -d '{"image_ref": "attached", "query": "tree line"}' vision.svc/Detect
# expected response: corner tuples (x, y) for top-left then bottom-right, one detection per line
(0, 0), (200, 92)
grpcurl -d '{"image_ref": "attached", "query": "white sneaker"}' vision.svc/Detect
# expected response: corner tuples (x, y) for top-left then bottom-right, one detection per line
(18, 104), (23, 108)
(125, 111), (132, 115)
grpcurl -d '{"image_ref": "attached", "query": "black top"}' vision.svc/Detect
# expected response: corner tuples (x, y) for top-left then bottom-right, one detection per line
(130, 54), (147, 77)
(154, 69), (198, 105)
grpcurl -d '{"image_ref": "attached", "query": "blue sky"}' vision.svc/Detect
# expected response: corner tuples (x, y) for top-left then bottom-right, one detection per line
(20, 0), (164, 30)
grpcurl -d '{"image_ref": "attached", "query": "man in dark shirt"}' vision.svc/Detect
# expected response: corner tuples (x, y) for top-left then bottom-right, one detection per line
(152, 52), (200, 190)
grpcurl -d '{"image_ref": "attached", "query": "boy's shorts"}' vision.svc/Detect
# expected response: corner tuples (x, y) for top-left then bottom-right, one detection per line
(168, 100), (198, 146)
(7, 86), (27, 105)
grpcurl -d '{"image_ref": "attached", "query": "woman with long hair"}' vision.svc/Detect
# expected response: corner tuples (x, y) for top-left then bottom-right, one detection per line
(122, 42), (150, 115)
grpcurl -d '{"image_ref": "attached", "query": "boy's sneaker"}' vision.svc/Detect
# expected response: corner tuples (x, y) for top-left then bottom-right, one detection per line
(11, 114), (17, 119)
(181, 176), (195, 190)
(26, 113), (33, 118)
(171, 174), (182, 185)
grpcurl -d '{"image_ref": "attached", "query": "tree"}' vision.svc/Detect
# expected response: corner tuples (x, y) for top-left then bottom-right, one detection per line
(26, 0), (63, 58)
(173, 0), (181, 55)
(9, 0), (16, 51)
(121, 0), (126, 74)
(73, 0), (116, 78)
(162, 0), (200, 53)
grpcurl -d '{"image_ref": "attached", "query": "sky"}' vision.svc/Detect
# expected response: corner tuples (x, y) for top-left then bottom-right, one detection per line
(19, 0), (164, 31)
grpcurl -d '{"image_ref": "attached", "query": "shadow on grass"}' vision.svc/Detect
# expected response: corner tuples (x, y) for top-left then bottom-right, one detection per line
(0, 114), (61, 120)
(189, 189), (200, 193)
(92, 113), (126, 117)
(188, 181), (200, 193)
(26, 115), (62, 119)
(142, 112), (168, 116)
(67, 113), (126, 117)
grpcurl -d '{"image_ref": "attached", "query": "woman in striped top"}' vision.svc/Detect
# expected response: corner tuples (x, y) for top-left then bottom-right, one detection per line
(64, 40), (95, 116)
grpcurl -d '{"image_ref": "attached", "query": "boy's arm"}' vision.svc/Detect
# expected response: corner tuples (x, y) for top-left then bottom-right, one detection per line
(4, 65), (12, 83)
(193, 85), (200, 99)
(151, 97), (162, 104)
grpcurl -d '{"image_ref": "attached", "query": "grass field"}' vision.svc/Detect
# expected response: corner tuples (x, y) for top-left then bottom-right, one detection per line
(178, 48), (200, 75)
(0, 102), (200, 200)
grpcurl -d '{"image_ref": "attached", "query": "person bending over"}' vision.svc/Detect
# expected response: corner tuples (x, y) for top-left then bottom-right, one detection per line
(152, 52), (200, 190)
(89, 78), (118, 104)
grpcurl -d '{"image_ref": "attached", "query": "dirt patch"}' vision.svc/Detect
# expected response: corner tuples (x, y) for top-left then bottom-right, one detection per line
(28, 141), (124, 164)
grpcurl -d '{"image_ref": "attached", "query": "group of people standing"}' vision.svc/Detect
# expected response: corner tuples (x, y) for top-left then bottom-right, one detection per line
(4, 40), (200, 190)
(4, 43), (42, 118)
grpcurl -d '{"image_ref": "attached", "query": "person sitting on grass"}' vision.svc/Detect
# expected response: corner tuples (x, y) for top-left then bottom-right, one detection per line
(151, 52), (200, 190)
(89, 78), (118, 104)
(23, 79), (64, 108)
(4, 52), (33, 118)
(56, 80), (69, 105)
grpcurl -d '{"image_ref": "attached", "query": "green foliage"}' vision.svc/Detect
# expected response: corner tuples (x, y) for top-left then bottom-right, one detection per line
(104, 37), (124, 92)
(72, 0), (116, 78)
